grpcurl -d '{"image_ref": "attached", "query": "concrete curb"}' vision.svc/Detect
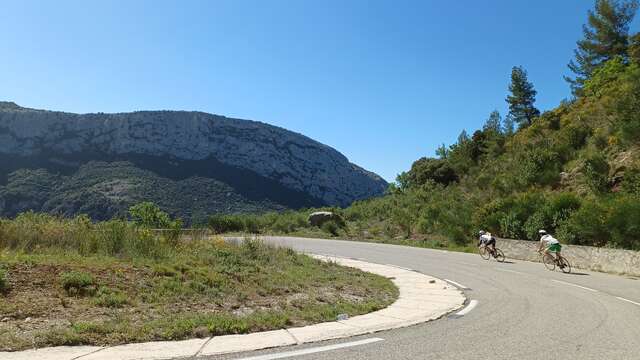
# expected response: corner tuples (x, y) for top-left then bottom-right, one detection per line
(0, 255), (466, 360)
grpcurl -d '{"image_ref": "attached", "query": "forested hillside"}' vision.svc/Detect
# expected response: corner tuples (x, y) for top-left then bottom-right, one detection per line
(379, 0), (640, 249)
(226, 0), (640, 250)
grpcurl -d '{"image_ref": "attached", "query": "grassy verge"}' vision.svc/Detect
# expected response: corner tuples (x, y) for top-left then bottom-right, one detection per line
(207, 211), (479, 254)
(0, 214), (398, 351)
(223, 228), (479, 255)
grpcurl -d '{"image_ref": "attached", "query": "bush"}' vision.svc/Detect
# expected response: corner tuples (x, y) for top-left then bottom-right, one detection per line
(60, 271), (97, 297)
(241, 237), (265, 260)
(208, 214), (245, 234)
(622, 168), (640, 197)
(521, 193), (582, 240)
(556, 200), (609, 246)
(406, 157), (458, 187)
(583, 56), (627, 97)
(321, 220), (340, 236)
(607, 197), (640, 250)
(499, 212), (522, 239)
(242, 215), (261, 234)
(94, 287), (129, 308)
(0, 268), (9, 294)
(129, 202), (173, 228)
(0, 213), (177, 259)
(583, 154), (610, 193)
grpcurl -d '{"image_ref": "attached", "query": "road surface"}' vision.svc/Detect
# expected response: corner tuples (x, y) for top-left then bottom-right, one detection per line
(202, 236), (640, 360)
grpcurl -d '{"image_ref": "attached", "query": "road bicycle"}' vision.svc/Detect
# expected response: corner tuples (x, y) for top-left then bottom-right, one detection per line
(539, 250), (572, 274)
(478, 245), (505, 262)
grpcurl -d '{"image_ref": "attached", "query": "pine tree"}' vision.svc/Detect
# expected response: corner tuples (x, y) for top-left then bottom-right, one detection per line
(502, 115), (515, 136)
(457, 130), (470, 144)
(506, 66), (540, 128)
(435, 143), (449, 159)
(565, 0), (639, 94)
(483, 110), (502, 134)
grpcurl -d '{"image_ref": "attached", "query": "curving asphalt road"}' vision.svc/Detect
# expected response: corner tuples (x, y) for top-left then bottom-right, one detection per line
(201, 236), (640, 360)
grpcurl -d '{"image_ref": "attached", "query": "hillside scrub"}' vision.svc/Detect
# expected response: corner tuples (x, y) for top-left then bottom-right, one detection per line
(0, 212), (397, 351)
(215, 37), (640, 251)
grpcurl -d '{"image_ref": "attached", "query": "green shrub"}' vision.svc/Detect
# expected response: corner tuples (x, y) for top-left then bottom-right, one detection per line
(0, 268), (9, 294)
(129, 202), (172, 228)
(583, 56), (627, 97)
(242, 215), (261, 234)
(499, 212), (522, 239)
(556, 200), (609, 246)
(208, 214), (245, 234)
(405, 157), (458, 186)
(520, 192), (582, 240)
(94, 287), (129, 308)
(622, 168), (640, 197)
(446, 228), (469, 246)
(242, 237), (266, 260)
(0, 213), (176, 259)
(321, 220), (340, 236)
(583, 154), (610, 193)
(607, 197), (640, 250)
(60, 271), (97, 297)
(614, 63), (640, 143)
(91, 220), (129, 255)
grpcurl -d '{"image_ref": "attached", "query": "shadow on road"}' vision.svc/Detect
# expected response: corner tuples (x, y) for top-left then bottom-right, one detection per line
(566, 272), (589, 276)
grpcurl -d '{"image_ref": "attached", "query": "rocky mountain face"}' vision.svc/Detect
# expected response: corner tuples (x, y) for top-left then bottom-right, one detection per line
(0, 102), (387, 220)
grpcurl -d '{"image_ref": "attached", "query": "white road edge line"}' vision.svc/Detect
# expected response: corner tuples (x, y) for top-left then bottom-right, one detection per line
(551, 279), (598, 292)
(455, 299), (479, 316)
(385, 264), (413, 271)
(616, 296), (640, 306)
(444, 279), (469, 289)
(495, 268), (524, 275)
(235, 338), (384, 360)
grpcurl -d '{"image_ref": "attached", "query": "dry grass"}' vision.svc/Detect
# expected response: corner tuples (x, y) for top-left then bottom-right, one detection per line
(0, 215), (398, 351)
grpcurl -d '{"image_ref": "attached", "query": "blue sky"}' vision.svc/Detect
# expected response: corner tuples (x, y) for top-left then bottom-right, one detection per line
(1, 1), (638, 181)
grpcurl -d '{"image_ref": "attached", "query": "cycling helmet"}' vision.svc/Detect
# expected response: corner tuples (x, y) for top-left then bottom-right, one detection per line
(479, 230), (486, 236)
(538, 229), (547, 235)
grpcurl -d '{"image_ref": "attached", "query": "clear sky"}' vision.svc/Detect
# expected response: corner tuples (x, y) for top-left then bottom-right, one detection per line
(1, 1), (638, 181)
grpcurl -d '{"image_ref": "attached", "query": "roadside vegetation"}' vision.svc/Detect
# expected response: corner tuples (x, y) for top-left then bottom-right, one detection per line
(0, 204), (398, 351)
(209, 1), (640, 251)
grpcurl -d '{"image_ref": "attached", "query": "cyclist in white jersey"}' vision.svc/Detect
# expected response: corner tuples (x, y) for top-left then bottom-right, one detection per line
(537, 229), (562, 260)
(478, 230), (496, 254)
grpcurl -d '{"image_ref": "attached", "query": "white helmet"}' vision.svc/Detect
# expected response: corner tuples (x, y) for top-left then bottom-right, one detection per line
(479, 230), (486, 236)
(538, 229), (547, 235)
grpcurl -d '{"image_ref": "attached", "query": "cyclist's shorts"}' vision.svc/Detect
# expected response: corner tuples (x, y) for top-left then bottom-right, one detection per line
(547, 243), (562, 253)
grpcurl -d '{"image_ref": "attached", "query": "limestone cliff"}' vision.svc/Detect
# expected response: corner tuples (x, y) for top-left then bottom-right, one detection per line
(0, 102), (387, 218)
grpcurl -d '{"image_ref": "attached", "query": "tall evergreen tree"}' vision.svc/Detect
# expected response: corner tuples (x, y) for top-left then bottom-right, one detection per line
(457, 130), (470, 144)
(435, 143), (449, 159)
(506, 66), (540, 128)
(502, 115), (515, 136)
(565, 0), (639, 94)
(483, 110), (502, 133)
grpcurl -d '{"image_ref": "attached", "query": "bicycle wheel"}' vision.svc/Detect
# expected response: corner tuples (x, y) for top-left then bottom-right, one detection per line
(542, 254), (556, 271)
(479, 246), (490, 260)
(559, 257), (572, 274)
(494, 249), (506, 263)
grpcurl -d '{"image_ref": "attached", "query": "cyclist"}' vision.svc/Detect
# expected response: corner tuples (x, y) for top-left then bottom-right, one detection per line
(537, 229), (562, 262)
(478, 230), (496, 255)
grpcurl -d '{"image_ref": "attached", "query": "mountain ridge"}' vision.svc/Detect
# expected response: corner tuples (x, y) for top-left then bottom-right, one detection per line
(0, 102), (387, 220)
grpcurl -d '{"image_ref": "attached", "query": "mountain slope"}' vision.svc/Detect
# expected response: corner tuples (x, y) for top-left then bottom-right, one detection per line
(0, 102), (387, 220)
(243, 58), (639, 250)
